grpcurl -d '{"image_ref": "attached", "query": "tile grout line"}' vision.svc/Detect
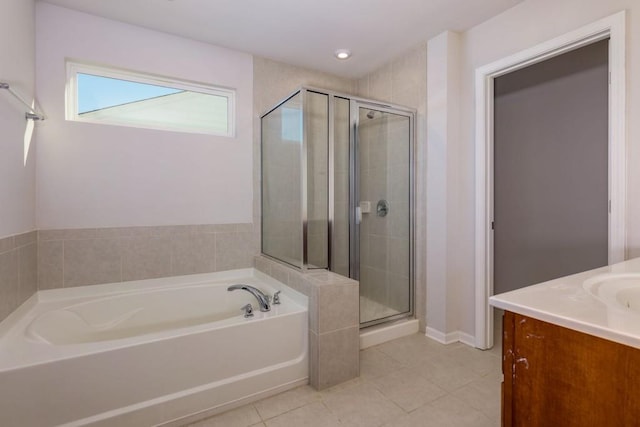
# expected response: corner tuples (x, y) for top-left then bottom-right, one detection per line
(119, 236), (124, 283)
(61, 239), (65, 288)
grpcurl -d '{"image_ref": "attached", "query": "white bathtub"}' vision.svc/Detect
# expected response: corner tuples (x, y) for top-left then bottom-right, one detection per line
(0, 268), (308, 427)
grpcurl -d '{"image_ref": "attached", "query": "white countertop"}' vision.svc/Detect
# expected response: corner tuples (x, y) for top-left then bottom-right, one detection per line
(490, 257), (640, 350)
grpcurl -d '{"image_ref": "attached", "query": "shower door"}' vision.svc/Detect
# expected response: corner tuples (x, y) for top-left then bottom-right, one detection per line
(353, 104), (413, 326)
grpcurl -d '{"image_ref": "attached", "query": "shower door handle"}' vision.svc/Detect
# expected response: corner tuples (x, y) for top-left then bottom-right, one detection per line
(355, 206), (362, 225)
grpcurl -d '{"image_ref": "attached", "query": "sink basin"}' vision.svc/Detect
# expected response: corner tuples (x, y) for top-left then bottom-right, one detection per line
(583, 273), (640, 334)
(617, 287), (640, 312)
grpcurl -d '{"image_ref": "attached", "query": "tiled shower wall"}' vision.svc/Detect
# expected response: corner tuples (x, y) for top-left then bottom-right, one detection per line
(306, 92), (330, 269)
(38, 224), (258, 289)
(358, 114), (411, 314)
(0, 231), (37, 322)
(260, 105), (303, 266)
(356, 43), (428, 330)
(252, 56), (356, 266)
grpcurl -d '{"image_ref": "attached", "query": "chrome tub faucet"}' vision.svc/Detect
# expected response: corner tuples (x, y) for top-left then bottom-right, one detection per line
(228, 284), (271, 312)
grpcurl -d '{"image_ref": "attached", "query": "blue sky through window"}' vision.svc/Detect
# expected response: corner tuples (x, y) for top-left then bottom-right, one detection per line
(77, 73), (181, 114)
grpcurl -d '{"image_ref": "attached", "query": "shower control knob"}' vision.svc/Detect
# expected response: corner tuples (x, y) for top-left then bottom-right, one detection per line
(273, 291), (281, 305)
(241, 303), (254, 318)
(377, 200), (390, 217)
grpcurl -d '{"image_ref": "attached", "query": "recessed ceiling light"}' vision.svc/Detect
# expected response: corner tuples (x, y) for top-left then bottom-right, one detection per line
(334, 49), (351, 60)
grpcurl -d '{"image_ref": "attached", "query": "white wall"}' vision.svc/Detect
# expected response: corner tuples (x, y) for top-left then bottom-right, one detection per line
(426, 31), (464, 342)
(0, 0), (36, 237)
(35, 3), (254, 229)
(452, 0), (640, 336)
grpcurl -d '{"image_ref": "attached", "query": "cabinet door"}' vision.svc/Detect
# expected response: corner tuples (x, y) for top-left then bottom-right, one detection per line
(502, 311), (640, 426)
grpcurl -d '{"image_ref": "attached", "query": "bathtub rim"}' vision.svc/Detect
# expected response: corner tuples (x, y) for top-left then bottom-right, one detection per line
(0, 268), (308, 373)
(35, 268), (305, 303)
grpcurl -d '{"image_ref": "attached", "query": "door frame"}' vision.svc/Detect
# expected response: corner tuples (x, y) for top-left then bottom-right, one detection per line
(474, 11), (627, 349)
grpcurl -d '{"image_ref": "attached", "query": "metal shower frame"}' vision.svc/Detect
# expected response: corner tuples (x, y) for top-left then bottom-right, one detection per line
(260, 86), (416, 327)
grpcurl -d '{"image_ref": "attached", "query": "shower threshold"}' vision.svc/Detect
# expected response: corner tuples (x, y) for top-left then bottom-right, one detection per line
(359, 317), (419, 349)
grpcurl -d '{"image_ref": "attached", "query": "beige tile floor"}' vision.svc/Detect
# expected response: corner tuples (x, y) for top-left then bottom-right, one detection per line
(185, 329), (503, 427)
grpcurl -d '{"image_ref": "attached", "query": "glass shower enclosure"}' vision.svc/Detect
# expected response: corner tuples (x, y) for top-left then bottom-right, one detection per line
(261, 87), (415, 327)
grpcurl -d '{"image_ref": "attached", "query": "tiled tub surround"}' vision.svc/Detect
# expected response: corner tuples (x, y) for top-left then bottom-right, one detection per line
(0, 231), (37, 322)
(0, 269), (307, 427)
(38, 223), (258, 289)
(255, 255), (359, 390)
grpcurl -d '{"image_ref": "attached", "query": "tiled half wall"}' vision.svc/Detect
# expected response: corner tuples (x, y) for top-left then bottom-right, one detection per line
(255, 255), (360, 390)
(0, 231), (37, 322)
(1, 228), (360, 390)
(38, 224), (258, 290)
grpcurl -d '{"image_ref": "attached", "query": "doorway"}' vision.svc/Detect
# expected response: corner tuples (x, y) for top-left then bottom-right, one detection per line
(493, 39), (609, 296)
(474, 12), (627, 349)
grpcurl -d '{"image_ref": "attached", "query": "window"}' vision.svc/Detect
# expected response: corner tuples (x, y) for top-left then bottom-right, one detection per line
(66, 61), (235, 136)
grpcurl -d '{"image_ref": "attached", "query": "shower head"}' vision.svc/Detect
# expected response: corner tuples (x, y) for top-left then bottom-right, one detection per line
(366, 110), (375, 119)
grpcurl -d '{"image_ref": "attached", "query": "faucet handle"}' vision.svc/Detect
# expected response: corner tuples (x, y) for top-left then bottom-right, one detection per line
(272, 291), (281, 305)
(241, 303), (254, 318)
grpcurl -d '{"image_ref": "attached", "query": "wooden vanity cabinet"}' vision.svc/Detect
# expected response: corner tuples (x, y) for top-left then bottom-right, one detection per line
(501, 311), (640, 427)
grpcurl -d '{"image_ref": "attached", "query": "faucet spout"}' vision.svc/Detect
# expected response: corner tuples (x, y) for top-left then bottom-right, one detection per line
(227, 284), (271, 312)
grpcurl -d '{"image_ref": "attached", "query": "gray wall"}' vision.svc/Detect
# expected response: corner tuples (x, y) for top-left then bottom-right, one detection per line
(493, 39), (609, 294)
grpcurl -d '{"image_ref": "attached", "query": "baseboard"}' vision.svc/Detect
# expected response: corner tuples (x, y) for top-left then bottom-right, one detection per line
(425, 327), (476, 347)
(458, 331), (476, 347)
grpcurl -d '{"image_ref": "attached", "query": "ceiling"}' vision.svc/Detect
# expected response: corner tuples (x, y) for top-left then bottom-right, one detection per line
(40, 0), (522, 78)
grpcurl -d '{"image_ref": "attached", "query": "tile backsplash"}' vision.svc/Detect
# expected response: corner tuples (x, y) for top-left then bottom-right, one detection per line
(38, 224), (259, 289)
(0, 231), (37, 322)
